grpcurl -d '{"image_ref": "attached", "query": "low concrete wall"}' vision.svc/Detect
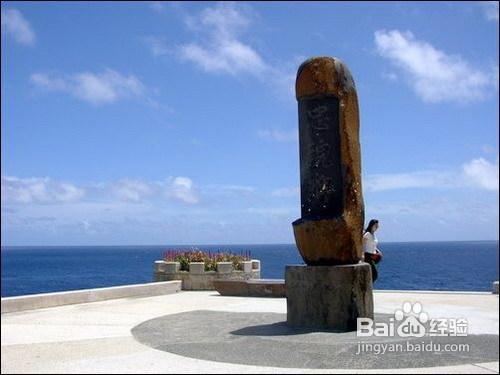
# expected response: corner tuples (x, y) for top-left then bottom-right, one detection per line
(1, 280), (182, 314)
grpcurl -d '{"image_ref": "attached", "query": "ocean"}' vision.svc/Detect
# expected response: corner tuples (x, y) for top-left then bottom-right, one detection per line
(1, 241), (498, 297)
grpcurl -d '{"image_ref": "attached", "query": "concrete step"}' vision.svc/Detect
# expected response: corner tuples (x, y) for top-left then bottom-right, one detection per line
(214, 279), (285, 297)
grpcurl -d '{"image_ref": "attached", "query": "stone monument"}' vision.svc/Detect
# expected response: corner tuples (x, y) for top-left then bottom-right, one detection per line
(286, 56), (374, 331)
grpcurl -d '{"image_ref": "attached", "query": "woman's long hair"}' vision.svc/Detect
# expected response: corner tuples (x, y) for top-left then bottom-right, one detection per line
(365, 219), (379, 234)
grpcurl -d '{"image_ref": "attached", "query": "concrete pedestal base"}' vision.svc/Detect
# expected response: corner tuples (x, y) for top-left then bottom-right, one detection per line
(285, 263), (373, 331)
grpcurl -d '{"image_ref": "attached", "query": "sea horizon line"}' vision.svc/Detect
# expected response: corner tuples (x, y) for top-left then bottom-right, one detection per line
(1, 239), (499, 249)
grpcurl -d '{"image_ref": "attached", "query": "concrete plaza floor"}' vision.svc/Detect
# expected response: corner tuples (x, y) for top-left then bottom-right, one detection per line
(1, 290), (499, 373)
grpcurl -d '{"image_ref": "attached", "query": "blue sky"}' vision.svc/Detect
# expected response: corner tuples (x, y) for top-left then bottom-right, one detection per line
(1, 1), (499, 246)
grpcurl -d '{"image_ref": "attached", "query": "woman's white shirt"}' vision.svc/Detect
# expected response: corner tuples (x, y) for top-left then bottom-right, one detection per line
(363, 232), (378, 254)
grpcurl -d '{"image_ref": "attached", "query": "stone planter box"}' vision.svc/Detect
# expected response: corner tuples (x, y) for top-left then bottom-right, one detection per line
(154, 259), (261, 290)
(164, 262), (180, 273)
(154, 260), (166, 273)
(189, 262), (205, 274)
(217, 262), (233, 274)
(242, 261), (253, 273)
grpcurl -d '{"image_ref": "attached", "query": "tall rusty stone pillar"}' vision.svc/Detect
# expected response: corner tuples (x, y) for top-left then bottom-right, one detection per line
(286, 57), (373, 331)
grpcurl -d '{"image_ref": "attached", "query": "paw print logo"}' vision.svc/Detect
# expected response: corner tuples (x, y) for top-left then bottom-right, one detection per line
(394, 302), (429, 338)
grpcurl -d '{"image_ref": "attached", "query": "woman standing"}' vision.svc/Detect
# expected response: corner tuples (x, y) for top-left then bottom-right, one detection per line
(363, 219), (382, 283)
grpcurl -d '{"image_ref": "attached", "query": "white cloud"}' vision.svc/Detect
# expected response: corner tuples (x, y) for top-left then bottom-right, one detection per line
(177, 2), (294, 97)
(223, 185), (255, 193)
(365, 171), (455, 192)
(271, 187), (300, 198)
(30, 69), (146, 105)
(206, 184), (255, 194)
(365, 158), (499, 192)
(181, 40), (266, 76)
(365, 196), (498, 242)
(1, 8), (35, 46)
(481, 1), (499, 21)
(167, 177), (199, 204)
(196, 2), (251, 37)
(2, 175), (203, 206)
(73, 70), (145, 104)
(1, 176), (85, 204)
(112, 179), (155, 202)
(109, 177), (201, 204)
(374, 29), (497, 103)
(179, 3), (265, 76)
(462, 158), (499, 191)
(30, 73), (67, 91)
(257, 129), (298, 143)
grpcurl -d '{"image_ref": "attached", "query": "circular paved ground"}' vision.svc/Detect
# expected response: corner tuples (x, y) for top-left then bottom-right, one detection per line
(131, 310), (499, 369)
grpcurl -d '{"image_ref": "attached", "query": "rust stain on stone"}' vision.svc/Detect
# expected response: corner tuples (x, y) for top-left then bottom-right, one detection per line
(293, 56), (364, 266)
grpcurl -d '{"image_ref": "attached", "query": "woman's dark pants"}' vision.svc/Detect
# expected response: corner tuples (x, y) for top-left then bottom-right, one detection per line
(364, 253), (378, 283)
